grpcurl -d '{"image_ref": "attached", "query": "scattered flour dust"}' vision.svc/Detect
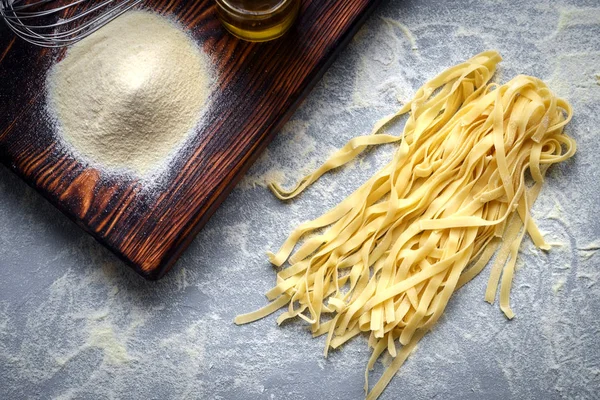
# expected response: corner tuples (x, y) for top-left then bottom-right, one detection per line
(47, 11), (213, 177)
(0, 256), (213, 399)
(552, 279), (566, 294)
(239, 120), (320, 189)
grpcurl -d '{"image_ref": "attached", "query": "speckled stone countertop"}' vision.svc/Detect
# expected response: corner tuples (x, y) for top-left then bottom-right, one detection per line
(1, 0), (599, 398)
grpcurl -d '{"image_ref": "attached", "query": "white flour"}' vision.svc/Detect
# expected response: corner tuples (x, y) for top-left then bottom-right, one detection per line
(47, 11), (212, 177)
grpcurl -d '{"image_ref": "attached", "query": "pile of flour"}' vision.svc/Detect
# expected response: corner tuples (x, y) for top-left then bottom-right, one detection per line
(47, 11), (212, 177)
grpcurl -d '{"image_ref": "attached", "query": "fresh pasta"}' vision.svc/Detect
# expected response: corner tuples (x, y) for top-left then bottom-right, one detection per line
(235, 50), (576, 399)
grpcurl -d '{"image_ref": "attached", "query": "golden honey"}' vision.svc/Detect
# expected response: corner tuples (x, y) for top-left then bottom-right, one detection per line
(215, 0), (300, 42)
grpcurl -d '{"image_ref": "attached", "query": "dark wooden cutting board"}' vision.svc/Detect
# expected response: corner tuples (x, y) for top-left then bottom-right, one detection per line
(0, 0), (380, 279)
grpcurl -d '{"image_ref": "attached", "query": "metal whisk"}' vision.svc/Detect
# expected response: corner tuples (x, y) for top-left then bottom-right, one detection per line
(1, 0), (142, 47)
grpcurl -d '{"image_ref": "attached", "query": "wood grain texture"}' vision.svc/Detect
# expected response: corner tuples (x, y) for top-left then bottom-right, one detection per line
(0, 0), (380, 279)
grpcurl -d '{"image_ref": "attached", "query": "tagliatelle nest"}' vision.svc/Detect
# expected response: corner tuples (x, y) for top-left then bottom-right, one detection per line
(236, 51), (576, 400)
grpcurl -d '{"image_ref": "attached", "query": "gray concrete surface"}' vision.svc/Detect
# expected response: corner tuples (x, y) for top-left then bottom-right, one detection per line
(1, 0), (599, 398)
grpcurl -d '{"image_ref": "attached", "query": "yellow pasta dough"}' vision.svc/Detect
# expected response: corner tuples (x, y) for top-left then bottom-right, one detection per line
(235, 50), (576, 399)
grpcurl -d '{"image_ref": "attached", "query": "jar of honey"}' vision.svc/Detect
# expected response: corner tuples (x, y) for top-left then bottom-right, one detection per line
(215, 0), (300, 42)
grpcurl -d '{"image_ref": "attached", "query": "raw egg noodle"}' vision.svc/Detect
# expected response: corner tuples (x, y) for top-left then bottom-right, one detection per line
(235, 51), (576, 400)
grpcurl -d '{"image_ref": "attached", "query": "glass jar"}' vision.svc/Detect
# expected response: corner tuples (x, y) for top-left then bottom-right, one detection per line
(215, 0), (301, 42)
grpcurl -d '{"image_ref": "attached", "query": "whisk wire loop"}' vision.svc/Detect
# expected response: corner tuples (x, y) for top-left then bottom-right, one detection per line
(1, 0), (143, 47)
